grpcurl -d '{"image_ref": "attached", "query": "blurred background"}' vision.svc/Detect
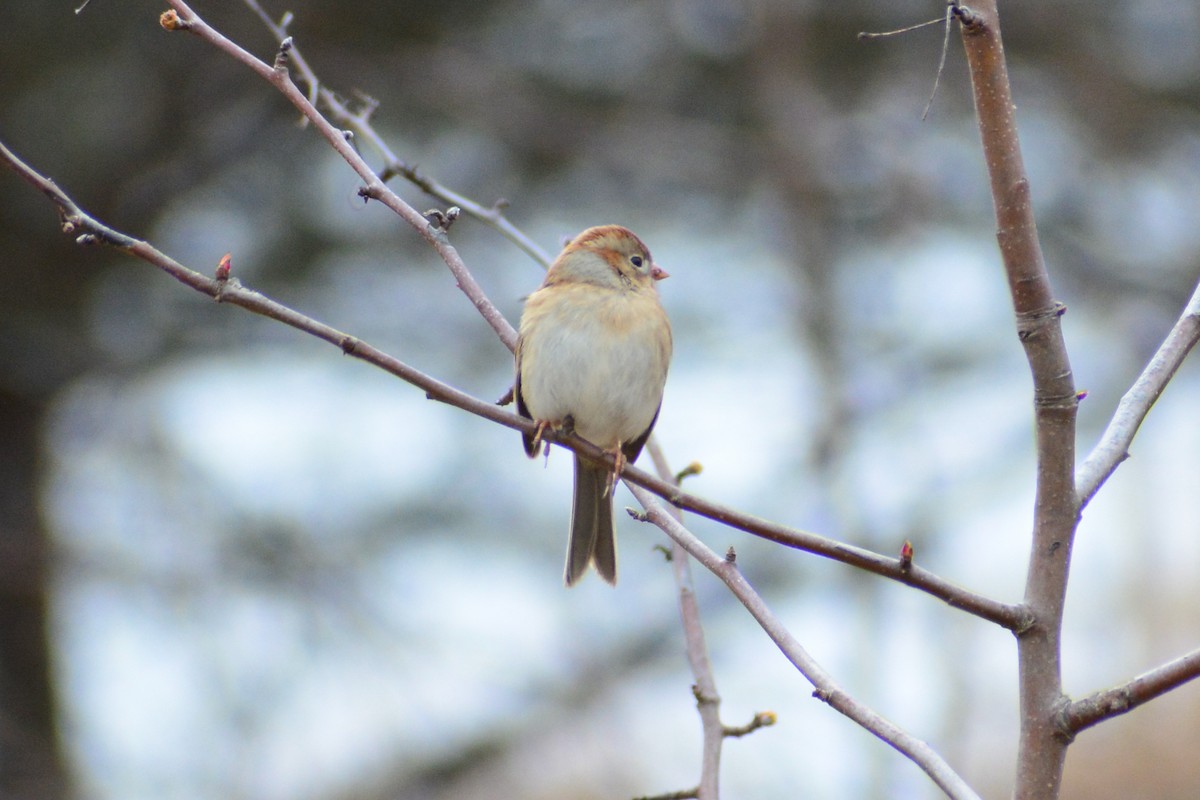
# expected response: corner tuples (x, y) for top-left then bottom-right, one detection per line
(3, 1), (1200, 798)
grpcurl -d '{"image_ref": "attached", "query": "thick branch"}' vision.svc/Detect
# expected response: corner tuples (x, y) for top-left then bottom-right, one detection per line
(958, 3), (1080, 799)
(1075, 278), (1200, 507)
(1060, 647), (1200, 736)
(627, 486), (982, 800)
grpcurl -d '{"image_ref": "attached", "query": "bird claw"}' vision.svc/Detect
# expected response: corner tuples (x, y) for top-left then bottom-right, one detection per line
(602, 448), (626, 498)
(530, 420), (551, 453)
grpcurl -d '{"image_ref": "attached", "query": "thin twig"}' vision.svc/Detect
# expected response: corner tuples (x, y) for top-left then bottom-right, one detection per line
(0, 141), (513, 429)
(627, 485), (983, 800)
(721, 711), (776, 738)
(857, 5), (955, 121)
(1075, 277), (1200, 508)
(645, 440), (724, 800)
(858, 16), (946, 40)
(240, 0), (553, 269)
(923, 4), (955, 120)
(162, 0), (519, 352)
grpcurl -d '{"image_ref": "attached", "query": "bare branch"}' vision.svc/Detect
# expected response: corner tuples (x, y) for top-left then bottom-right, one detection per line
(2, 139), (1021, 639)
(201, 33), (725, 797)
(644, 441), (724, 800)
(957, 3), (1080, 798)
(1060, 647), (1200, 736)
(152, 1), (1027, 631)
(626, 486), (983, 800)
(161, 0), (519, 351)
(240, 0), (554, 269)
(721, 711), (776, 739)
(0, 141), (515, 432)
(653, 486), (1026, 629)
(1076, 277), (1200, 507)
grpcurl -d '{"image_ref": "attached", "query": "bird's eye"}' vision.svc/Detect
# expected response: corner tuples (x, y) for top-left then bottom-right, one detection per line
(630, 255), (644, 268)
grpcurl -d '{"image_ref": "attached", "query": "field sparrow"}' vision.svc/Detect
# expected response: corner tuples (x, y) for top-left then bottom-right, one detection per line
(515, 225), (672, 586)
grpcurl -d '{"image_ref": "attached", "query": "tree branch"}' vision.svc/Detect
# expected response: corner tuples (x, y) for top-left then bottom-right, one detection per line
(161, 0), (519, 352)
(644, 441), (724, 800)
(1075, 277), (1200, 507)
(239, 0), (554, 270)
(0, 141), (513, 428)
(7, 125), (998, 798)
(626, 485), (982, 800)
(157, 0), (1035, 632)
(721, 710), (776, 739)
(957, 3), (1080, 798)
(1, 138), (1021, 638)
(1060, 646), (1200, 736)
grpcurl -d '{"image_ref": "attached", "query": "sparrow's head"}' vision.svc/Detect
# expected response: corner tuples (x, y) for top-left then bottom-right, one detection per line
(547, 225), (669, 289)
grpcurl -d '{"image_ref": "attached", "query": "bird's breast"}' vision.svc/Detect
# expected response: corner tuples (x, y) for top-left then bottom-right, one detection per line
(519, 284), (670, 449)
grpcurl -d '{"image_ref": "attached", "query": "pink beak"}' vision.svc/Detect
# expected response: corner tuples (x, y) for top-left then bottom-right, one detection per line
(651, 264), (670, 281)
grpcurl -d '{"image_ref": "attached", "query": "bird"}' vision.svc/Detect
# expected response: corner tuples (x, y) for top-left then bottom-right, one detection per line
(514, 225), (672, 586)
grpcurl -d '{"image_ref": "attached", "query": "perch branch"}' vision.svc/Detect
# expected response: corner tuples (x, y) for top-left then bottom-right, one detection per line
(5, 134), (996, 800)
(0, 138), (1023, 630)
(159, 0), (1022, 631)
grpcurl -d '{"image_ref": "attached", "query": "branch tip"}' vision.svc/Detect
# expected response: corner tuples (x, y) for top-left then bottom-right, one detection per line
(356, 185), (379, 204)
(722, 710), (777, 738)
(159, 9), (191, 31)
(675, 461), (703, 483)
(424, 206), (461, 233)
(626, 507), (650, 523)
(950, 1), (985, 31)
(858, 15), (945, 41)
(273, 36), (294, 71)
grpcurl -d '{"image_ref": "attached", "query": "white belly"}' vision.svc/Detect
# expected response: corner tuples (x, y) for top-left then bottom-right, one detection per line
(519, 286), (670, 450)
